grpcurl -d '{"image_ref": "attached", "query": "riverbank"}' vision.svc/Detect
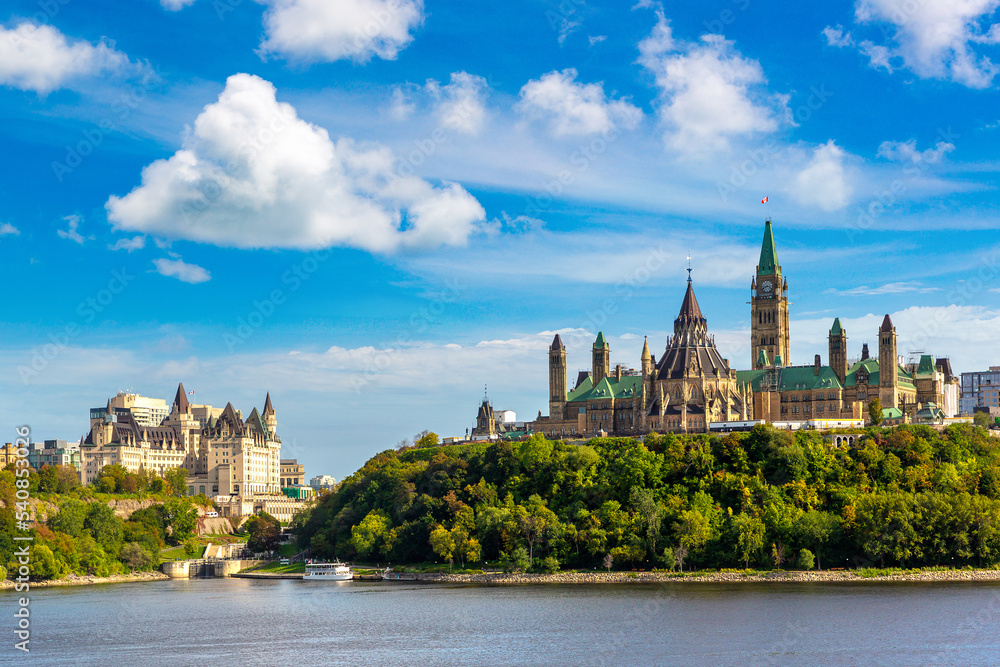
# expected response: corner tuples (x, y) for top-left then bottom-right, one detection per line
(0, 570), (169, 591)
(407, 568), (1000, 585)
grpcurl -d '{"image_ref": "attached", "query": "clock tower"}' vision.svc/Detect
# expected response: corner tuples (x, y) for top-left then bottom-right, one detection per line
(750, 219), (790, 367)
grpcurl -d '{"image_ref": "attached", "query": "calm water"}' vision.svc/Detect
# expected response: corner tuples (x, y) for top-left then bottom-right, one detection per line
(4, 578), (1000, 665)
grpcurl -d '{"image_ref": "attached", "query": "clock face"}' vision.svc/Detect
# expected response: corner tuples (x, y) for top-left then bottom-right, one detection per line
(761, 280), (773, 293)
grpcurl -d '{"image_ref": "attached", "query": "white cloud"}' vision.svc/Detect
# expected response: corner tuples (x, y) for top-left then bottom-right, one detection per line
(425, 72), (488, 135)
(109, 236), (146, 252)
(161, 0), (197, 9)
(256, 0), (424, 63)
(388, 86), (415, 120)
(823, 25), (855, 47)
(57, 214), (91, 244)
(153, 257), (211, 283)
(790, 141), (852, 211)
(638, 12), (788, 156)
(877, 139), (955, 164)
(0, 22), (133, 94)
(824, 281), (940, 296)
(589, 35), (607, 46)
(518, 69), (643, 137)
(0, 223), (19, 236)
(106, 73), (486, 253)
(834, 0), (1000, 88)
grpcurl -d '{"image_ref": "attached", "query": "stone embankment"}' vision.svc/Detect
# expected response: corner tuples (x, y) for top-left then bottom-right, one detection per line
(0, 571), (169, 590)
(409, 569), (1000, 585)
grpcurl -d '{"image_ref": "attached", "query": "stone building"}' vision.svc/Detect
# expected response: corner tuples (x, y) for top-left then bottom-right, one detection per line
(80, 384), (282, 499)
(532, 275), (752, 437)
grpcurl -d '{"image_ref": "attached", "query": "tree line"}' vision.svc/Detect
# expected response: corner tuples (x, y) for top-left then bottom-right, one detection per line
(291, 423), (1000, 572)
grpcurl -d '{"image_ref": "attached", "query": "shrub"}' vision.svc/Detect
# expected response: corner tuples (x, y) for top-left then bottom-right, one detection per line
(540, 556), (560, 574)
(796, 548), (815, 571)
(0, 565), (6, 581)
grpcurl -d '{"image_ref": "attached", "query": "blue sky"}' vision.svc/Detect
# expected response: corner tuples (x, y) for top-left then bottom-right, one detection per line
(2, 0), (1000, 481)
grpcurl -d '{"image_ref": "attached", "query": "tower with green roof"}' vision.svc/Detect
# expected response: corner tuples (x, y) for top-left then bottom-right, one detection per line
(750, 219), (790, 368)
(829, 317), (847, 385)
(592, 331), (610, 386)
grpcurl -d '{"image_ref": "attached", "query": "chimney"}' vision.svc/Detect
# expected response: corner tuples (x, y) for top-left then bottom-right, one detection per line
(615, 364), (622, 380)
(814, 354), (821, 376)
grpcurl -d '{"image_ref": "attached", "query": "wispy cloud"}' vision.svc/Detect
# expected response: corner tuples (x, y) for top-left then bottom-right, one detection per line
(109, 236), (146, 252)
(153, 257), (211, 284)
(824, 281), (941, 296)
(0, 223), (19, 236)
(57, 214), (92, 244)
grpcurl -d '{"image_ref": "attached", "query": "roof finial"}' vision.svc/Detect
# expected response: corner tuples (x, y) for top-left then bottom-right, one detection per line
(686, 252), (692, 283)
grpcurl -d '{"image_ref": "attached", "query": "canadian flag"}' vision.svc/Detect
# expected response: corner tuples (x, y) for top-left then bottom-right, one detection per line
(761, 196), (769, 203)
(188, 390), (195, 395)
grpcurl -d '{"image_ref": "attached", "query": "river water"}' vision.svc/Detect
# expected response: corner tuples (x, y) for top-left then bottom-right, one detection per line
(5, 578), (1000, 665)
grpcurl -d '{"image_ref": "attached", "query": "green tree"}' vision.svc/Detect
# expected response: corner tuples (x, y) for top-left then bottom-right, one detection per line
(732, 513), (766, 568)
(351, 511), (392, 559)
(84, 503), (124, 553)
(796, 548), (815, 570)
(795, 510), (841, 571)
(120, 542), (151, 572)
(869, 398), (884, 426)
(31, 544), (67, 580)
(183, 536), (202, 558)
(245, 512), (281, 553)
(429, 525), (456, 568)
(49, 499), (88, 538)
(158, 498), (198, 544)
(163, 468), (190, 497)
(630, 486), (665, 558)
(414, 431), (441, 448)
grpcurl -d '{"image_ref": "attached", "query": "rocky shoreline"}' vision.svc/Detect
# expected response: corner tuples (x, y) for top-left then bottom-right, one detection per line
(408, 569), (1000, 585)
(0, 570), (169, 591)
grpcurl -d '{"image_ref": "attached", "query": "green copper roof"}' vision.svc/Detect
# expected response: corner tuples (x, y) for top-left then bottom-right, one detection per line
(774, 353), (783, 366)
(566, 374), (642, 403)
(881, 407), (903, 419)
(757, 220), (780, 277)
(831, 318), (843, 335)
(756, 348), (770, 368)
(915, 354), (935, 376)
(843, 358), (916, 389)
(736, 364), (844, 393)
(594, 331), (608, 349)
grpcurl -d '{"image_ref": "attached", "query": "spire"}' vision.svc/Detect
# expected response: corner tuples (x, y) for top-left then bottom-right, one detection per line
(861, 343), (870, 360)
(757, 219), (780, 277)
(831, 317), (843, 335)
(105, 399), (112, 415)
(641, 336), (651, 360)
(880, 314), (893, 332)
(550, 333), (565, 351)
(676, 280), (705, 323)
(594, 332), (608, 349)
(263, 392), (274, 416)
(173, 383), (190, 414)
(686, 252), (692, 283)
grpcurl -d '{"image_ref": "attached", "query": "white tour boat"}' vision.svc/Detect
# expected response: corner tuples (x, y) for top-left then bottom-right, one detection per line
(303, 561), (353, 581)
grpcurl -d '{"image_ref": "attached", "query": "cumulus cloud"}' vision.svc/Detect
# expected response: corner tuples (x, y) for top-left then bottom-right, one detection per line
(518, 68), (643, 137)
(877, 139), (955, 164)
(0, 223), (19, 236)
(425, 71), (488, 135)
(106, 73), (485, 253)
(638, 12), (788, 156)
(790, 141), (852, 211)
(161, 0), (197, 9)
(0, 22), (134, 94)
(109, 236), (146, 252)
(823, 25), (855, 47)
(256, 0), (425, 63)
(827, 0), (1000, 88)
(153, 257), (211, 283)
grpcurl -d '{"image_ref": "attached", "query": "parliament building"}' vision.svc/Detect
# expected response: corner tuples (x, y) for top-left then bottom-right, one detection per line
(527, 220), (958, 437)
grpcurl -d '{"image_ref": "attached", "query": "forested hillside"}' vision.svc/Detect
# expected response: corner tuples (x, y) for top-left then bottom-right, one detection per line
(294, 424), (1000, 571)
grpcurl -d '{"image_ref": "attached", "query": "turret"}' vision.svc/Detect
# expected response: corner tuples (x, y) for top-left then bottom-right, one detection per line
(829, 317), (847, 385)
(878, 314), (899, 409)
(263, 392), (276, 433)
(549, 334), (567, 419)
(641, 336), (653, 379)
(592, 332), (610, 386)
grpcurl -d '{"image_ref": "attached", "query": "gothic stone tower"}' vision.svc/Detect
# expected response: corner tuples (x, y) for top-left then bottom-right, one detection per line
(750, 219), (790, 367)
(878, 314), (899, 410)
(548, 334), (567, 419)
(829, 318), (847, 386)
(592, 332), (610, 386)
